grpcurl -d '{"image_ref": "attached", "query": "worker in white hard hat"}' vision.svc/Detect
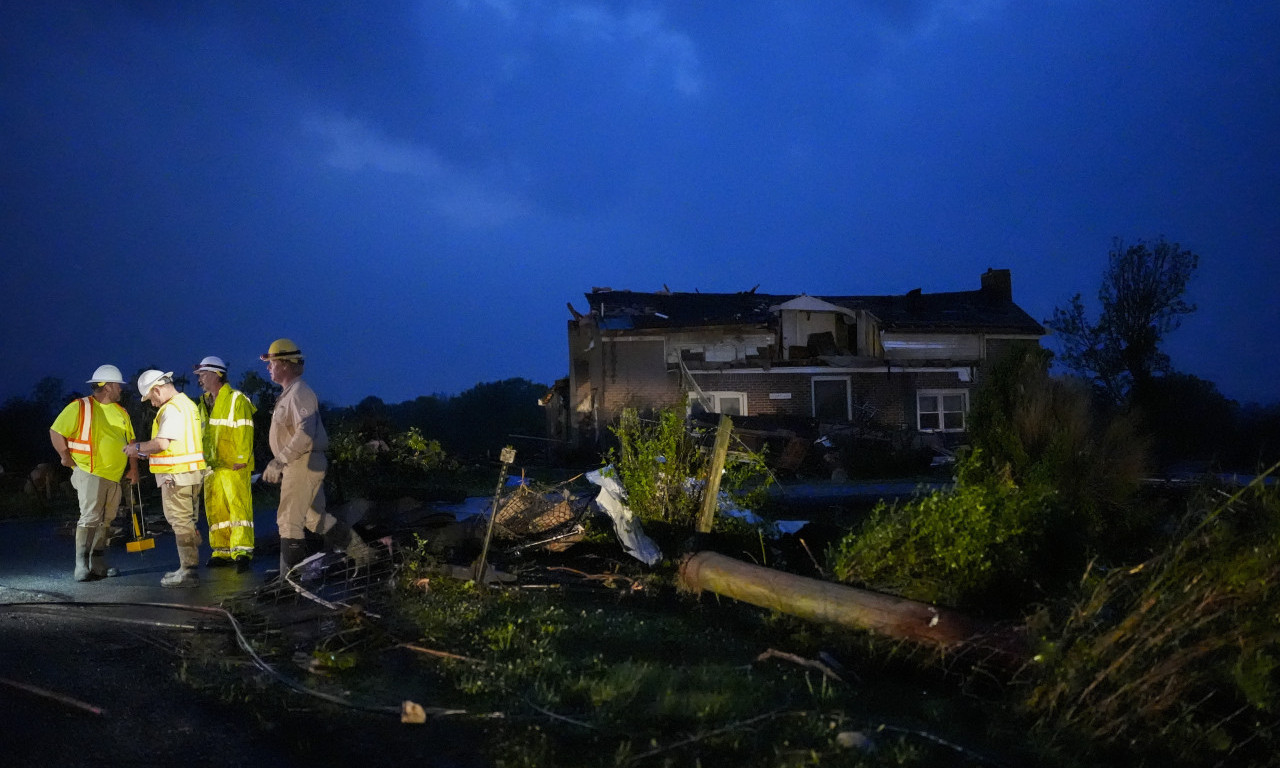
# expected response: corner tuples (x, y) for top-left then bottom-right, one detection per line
(194, 356), (256, 570)
(124, 370), (207, 587)
(48, 364), (141, 582)
(259, 338), (372, 576)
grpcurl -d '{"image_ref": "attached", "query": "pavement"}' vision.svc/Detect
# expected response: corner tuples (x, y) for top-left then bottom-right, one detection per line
(0, 506), (489, 768)
(0, 504), (282, 611)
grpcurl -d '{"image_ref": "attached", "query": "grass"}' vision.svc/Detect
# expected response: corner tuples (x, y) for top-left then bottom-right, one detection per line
(182, 535), (1060, 768)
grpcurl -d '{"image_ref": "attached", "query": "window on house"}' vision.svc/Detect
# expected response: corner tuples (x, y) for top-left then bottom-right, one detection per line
(689, 391), (747, 416)
(812, 377), (851, 421)
(917, 389), (968, 432)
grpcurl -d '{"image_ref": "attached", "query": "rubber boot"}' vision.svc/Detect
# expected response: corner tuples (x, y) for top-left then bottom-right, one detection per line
(90, 525), (111, 579)
(278, 537), (308, 580)
(161, 534), (201, 588)
(73, 526), (95, 582)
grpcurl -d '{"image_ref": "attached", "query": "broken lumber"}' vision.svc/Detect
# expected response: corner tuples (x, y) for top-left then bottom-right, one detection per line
(678, 551), (1022, 655)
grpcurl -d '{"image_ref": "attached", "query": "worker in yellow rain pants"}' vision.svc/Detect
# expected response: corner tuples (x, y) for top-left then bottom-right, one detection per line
(194, 356), (256, 570)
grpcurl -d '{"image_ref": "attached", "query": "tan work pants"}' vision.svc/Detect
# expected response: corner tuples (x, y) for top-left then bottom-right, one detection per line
(276, 452), (339, 540)
(70, 467), (122, 529)
(158, 474), (203, 542)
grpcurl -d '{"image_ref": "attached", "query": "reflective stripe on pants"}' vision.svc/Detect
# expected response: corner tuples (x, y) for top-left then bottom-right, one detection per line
(205, 467), (254, 558)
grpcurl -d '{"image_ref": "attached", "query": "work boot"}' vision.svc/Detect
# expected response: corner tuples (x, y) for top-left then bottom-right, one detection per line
(160, 567), (199, 587)
(278, 537), (307, 579)
(161, 534), (201, 588)
(90, 526), (111, 579)
(73, 526), (95, 582)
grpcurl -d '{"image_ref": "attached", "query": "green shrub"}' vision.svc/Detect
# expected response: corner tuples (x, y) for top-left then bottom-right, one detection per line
(328, 425), (459, 501)
(828, 449), (1054, 610)
(605, 405), (773, 533)
(970, 346), (1150, 558)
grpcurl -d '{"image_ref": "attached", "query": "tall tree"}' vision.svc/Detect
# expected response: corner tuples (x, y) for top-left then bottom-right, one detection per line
(1047, 236), (1199, 405)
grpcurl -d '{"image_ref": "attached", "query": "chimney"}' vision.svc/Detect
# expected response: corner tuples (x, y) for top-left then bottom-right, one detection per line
(981, 268), (1012, 302)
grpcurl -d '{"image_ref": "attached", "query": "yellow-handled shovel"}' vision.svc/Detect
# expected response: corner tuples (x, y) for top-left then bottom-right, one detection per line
(125, 481), (155, 553)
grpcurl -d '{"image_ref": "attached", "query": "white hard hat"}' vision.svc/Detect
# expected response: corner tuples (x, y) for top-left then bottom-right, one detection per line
(86, 364), (125, 385)
(137, 369), (173, 397)
(194, 356), (227, 374)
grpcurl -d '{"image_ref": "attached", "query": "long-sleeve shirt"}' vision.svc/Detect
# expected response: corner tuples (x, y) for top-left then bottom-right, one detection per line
(269, 377), (328, 465)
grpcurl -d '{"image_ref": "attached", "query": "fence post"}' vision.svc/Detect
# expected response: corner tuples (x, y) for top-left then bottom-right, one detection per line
(696, 414), (733, 533)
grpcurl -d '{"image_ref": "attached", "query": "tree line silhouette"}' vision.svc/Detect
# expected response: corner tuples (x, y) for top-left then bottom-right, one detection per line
(0, 373), (553, 489)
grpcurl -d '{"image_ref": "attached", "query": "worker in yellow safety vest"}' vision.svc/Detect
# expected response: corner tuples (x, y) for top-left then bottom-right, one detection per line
(49, 364), (141, 582)
(125, 370), (207, 587)
(194, 355), (256, 571)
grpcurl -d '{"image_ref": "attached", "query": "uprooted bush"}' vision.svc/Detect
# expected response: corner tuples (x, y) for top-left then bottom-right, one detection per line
(1019, 473), (1280, 766)
(828, 449), (1055, 611)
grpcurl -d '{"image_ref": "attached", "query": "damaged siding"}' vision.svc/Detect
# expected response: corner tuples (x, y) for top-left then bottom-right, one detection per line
(882, 333), (982, 362)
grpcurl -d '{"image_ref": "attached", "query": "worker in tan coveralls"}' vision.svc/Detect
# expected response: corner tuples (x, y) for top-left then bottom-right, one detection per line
(259, 338), (372, 576)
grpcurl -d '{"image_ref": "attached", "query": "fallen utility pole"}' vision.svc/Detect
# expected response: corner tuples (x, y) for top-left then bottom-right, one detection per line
(678, 551), (1026, 658)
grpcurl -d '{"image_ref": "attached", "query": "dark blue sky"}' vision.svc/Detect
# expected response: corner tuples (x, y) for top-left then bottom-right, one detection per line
(3, 1), (1277, 406)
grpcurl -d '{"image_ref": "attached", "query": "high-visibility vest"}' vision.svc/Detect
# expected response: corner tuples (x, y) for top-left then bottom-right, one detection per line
(149, 393), (208, 474)
(65, 397), (96, 470)
(197, 384), (256, 471)
(61, 396), (134, 477)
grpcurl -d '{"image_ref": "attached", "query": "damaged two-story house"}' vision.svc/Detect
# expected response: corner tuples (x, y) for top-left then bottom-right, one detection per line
(554, 268), (1045, 453)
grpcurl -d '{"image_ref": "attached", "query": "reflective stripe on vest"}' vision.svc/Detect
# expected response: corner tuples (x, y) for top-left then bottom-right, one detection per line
(208, 392), (255, 428)
(150, 395), (208, 473)
(66, 397), (95, 472)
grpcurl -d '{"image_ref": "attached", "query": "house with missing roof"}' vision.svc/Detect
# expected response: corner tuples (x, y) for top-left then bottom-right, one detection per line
(552, 268), (1045, 455)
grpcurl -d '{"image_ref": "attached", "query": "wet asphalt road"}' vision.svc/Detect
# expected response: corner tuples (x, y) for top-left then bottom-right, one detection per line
(0, 511), (486, 767)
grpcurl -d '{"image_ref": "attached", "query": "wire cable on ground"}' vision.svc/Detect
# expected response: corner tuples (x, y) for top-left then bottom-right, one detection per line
(0, 599), (464, 718)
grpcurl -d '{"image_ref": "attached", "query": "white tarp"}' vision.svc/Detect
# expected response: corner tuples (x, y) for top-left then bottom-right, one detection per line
(586, 468), (663, 566)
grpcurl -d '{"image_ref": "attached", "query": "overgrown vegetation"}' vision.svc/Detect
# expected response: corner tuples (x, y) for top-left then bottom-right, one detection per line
(604, 405), (773, 533)
(828, 450), (1054, 611)
(829, 347), (1151, 612)
(1020, 475), (1280, 766)
(327, 425), (467, 503)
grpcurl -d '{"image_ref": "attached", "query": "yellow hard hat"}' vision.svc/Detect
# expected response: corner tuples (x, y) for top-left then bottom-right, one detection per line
(260, 338), (304, 362)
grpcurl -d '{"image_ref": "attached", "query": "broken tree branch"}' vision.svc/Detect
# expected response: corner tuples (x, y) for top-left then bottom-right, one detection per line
(755, 648), (844, 684)
(0, 675), (104, 715)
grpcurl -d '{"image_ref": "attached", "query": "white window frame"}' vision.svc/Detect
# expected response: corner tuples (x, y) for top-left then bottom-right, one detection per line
(688, 391), (748, 417)
(811, 376), (852, 421)
(917, 389), (969, 433)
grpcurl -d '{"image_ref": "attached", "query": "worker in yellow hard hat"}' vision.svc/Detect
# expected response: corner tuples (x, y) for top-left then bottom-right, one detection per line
(48, 364), (140, 582)
(124, 370), (207, 587)
(194, 356), (257, 571)
(259, 338), (372, 577)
